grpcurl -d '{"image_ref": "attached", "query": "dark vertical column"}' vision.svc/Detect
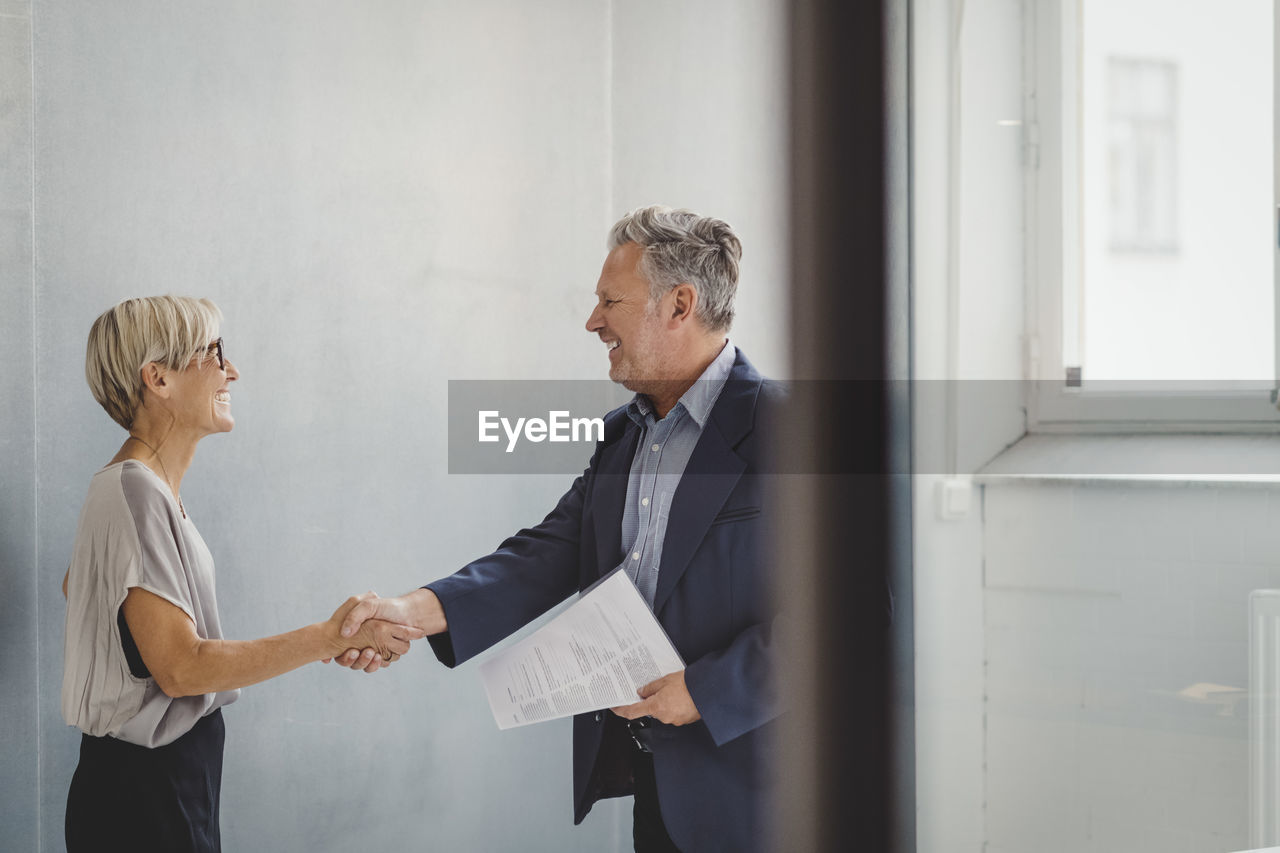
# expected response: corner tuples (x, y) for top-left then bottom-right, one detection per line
(0, 2), (40, 850)
(776, 0), (913, 850)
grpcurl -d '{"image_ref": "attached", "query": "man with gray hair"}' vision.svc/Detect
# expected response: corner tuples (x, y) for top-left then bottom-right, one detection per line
(341, 205), (781, 852)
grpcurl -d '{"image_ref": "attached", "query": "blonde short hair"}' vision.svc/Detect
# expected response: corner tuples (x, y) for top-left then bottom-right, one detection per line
(86, 296), (223, 430)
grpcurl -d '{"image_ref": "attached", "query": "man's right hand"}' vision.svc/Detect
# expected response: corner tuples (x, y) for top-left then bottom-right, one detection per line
(329, 588), (447, 672)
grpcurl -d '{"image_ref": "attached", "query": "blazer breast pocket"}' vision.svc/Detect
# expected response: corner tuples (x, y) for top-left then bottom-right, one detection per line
(710, 505), (761, 526)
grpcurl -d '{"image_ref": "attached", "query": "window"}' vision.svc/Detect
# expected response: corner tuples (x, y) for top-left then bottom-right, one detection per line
(1030, 0), (1277, 426)
(1106, 58), (1178, 254)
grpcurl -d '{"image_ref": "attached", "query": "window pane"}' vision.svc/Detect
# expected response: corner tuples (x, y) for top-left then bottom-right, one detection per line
(1076, 0), (1273, 381)
(1107, 59), (1177, 253)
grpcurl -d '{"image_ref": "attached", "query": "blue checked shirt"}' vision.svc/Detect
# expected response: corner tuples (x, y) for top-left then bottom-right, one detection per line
(616, 340), (737, 608)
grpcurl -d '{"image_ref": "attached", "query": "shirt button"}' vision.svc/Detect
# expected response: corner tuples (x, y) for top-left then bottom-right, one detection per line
(632, 552), (640, 560)
(641, 498), (650, 507)
(651, 444), (661, 452)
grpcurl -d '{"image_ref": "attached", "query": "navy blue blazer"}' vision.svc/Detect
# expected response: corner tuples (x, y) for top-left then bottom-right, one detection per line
(426, 348), (781, 852)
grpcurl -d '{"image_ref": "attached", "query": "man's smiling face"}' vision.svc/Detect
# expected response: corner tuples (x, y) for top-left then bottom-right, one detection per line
(585, 242), (673, 392)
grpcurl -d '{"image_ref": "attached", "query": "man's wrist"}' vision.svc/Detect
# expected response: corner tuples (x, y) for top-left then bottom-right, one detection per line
(407, 587), (448, 635)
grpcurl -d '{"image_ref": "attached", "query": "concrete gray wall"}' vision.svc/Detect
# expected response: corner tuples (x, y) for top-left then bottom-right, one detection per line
(4, 2), (787, 850)
(1, 0), (39, 847)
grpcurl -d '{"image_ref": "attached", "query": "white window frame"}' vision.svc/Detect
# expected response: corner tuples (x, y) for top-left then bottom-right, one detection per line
(1024, 0), (1280, 433)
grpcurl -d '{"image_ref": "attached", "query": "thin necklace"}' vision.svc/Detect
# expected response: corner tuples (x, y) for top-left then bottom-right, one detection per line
(127, 435), (186, 519)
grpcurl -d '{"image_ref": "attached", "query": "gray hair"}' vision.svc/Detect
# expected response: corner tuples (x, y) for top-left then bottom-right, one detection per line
(607, 205), (742, 332)
(86, 296), (223, 430)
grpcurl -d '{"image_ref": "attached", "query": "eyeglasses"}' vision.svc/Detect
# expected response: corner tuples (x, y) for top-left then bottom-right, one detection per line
(205, 338), (224, 370)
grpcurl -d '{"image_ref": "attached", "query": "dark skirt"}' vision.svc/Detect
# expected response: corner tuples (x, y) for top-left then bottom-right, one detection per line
(66, 708), (225, 853)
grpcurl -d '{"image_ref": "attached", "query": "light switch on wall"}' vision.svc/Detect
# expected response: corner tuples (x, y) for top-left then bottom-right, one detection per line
(936, 478), (972, 520)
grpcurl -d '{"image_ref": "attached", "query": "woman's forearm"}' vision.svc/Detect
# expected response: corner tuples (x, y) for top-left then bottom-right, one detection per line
(162, 623), (332, 698)
(126, 589), (419, 699)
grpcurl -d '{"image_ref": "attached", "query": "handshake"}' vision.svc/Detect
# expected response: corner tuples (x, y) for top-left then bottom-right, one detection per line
(320, 589), (447, 673)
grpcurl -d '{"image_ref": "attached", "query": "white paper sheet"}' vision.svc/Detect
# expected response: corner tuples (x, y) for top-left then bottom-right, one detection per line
(477, 569), (686, 730)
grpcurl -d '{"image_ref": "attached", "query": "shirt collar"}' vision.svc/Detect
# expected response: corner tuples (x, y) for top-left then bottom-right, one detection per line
(627, 339), (735, 428)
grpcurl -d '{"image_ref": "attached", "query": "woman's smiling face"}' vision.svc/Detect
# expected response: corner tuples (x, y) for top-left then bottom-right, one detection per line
(166, 339), (239, 437)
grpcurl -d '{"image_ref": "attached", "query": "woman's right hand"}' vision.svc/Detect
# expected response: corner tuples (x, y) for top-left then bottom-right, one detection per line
(324, 593), (424, 664)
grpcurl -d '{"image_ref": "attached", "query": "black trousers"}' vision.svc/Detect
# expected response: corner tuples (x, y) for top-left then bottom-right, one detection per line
(66, 708), (225, 853)
(632, 748), (682, 853)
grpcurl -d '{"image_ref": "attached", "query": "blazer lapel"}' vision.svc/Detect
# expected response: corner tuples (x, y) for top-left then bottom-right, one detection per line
(651, 354), (763, 615)
(591, 421), (639, 581)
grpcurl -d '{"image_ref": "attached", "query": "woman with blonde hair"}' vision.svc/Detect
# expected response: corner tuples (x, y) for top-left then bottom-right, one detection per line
(61, 296), (421, 852)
